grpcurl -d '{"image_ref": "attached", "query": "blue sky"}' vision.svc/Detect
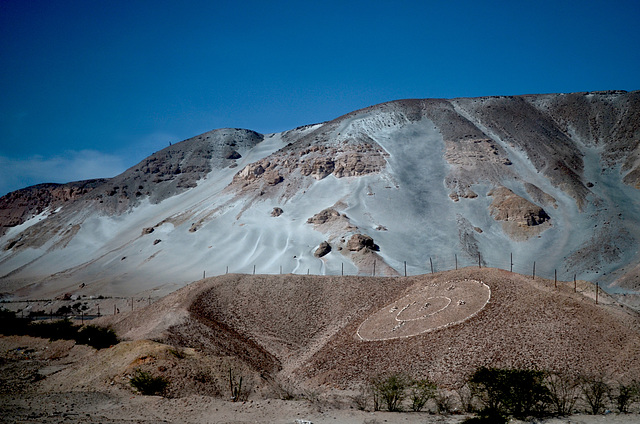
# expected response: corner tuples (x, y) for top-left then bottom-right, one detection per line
(1, 0), (639, 196)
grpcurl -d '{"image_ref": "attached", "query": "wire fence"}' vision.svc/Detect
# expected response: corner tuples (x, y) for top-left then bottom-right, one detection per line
(3, 251), (604, 319)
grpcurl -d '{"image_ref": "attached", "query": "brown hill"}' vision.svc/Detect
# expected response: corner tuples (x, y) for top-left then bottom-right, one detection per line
(99, 268), (640, 389)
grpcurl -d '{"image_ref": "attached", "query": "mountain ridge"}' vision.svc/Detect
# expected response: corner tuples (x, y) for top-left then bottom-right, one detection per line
(1, 91), (639, 299)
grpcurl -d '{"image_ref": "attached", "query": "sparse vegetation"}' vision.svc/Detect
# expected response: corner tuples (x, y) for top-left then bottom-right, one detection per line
(408, 377), (437, 412)
(545, 371), (580, 416)
(130, 369), (170, 396)
(0, 308), (118, 349)
(468, 366), (550, 420)
(370, 373), (409, 412)
(228, 368), (246, 402)
(612, 381), (639, 413)
(580, 374), (611, 415)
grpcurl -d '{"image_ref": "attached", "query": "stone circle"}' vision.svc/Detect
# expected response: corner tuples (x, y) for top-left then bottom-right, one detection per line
(356, 279), (491, 341)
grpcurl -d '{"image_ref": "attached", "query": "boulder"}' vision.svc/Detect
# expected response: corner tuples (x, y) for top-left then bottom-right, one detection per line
(347, 234), (379, 251)
(314, 241), (332, 257)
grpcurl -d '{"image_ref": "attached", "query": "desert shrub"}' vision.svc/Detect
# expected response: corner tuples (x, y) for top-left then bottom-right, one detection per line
(612, 380), (640, 413)
(371, 373), (409, 412)
(130, 369), (169, 396)
(545, 371), (580, 416)
(0, 308), (30, 335)
(55, 305), (72, 315)
(611, 381), (638, 413)
(351, 385), (369, 411)
(435, 389), (454, 414)
(408, 377), (437, 412)
(580, 374), (610, 414)
(0, 311), (117, 349)
(468, 367), (550, 420)
(455, 382), (476, 413)
(76, 324), (118, 349)
(30, 319), (78, 341)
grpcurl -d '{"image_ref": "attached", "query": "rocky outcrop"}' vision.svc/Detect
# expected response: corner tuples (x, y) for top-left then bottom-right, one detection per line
(307, 208), (342, 225)
(0, 180), (105, 236)
(347, 234), (379, 252)
(488, 186), (551, 240)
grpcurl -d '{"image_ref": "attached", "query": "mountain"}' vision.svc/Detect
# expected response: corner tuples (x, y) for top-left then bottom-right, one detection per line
(1, 91), (639, 300)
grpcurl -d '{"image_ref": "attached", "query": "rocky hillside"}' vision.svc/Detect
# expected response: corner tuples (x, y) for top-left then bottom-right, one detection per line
(0, 91), (638, 300)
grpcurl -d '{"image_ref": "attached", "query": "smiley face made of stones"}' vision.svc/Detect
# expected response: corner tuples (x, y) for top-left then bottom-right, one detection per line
(356, 279), (491, 341)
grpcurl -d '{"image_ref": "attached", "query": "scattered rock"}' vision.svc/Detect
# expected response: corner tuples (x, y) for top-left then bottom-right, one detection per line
(153, 239), (162, 245)
(271, 207), (283, 217)
(142, 227), (154, 235)
(314, 241), (332, 258)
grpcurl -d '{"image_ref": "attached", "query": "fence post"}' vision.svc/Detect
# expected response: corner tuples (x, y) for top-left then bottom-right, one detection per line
(226, 266), (228, 274)
(574, 274), (577, 292)
(280, 265), (282, 275)
(510, 253), (513, 272)
(307, 269), (309, 275)
(373, 260), (376, 277)
(203, 270), (206, 279)
(478, 253), (481, 269)
(253, 265), (256, 275)
(404, 261), (407, 277)
(554, 269), (557, 288)
(430, 257), (434, 274)
(596, 282), (599, 305)
(341, 263), (344, 276)
(532, 262), (536, 280)
(455, 254), (457, 270)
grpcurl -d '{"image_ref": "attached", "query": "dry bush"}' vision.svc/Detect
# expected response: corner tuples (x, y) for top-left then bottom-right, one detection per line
(580, 374), (610, 415)
(545, 371), (580, 416)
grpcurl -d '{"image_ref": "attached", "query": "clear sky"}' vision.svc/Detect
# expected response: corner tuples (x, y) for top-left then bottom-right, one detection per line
(1, 0), (639, 196)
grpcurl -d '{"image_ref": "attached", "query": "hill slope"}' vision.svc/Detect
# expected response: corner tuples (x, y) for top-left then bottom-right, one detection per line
(0, 91), (639, 300)
(96, 268), (640, 388)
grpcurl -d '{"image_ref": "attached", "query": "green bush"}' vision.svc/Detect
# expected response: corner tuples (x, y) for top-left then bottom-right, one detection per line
(469, 367), (550, 420)
(371, 373), (409, 412)
(409, 378), (437, 412)
(130, 369), (169, 396)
